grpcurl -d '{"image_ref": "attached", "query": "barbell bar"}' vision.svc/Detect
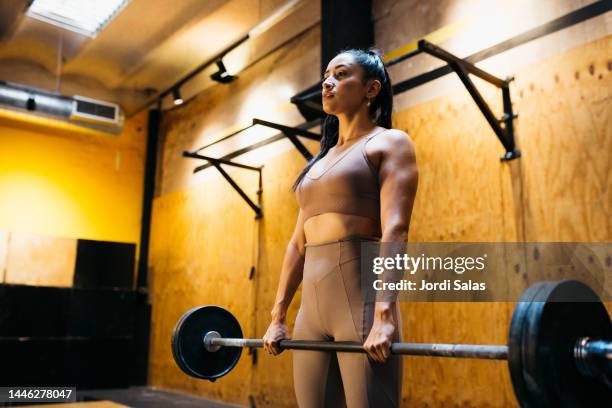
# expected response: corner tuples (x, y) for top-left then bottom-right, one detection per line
(203, 330), (509, 359)
(172, 280), (612, 407)
(202, 332), (611, 378)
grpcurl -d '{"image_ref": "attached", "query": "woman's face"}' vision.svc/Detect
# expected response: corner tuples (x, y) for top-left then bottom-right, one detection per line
(322, 53), (372, 116)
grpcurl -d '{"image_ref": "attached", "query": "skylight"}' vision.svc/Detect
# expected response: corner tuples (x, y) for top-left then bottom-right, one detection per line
(27, 0), (130, 37)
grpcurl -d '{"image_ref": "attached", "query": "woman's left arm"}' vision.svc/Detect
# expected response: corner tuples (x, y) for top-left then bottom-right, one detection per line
(364, 129), (418, 362)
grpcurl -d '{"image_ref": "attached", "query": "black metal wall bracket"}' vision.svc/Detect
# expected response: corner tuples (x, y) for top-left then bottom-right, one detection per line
(180, 39), (520, 165)
(289, 40), (522, 161)
(251, 118), (319, 160)
(182, 119), (321, 218)
(182, 151), (263, 219)
(416, 40), (521, 161)
(189, 118), (319, 168)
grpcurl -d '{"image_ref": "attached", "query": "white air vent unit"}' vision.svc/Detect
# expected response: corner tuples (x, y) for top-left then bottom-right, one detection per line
(71, 95), (120, 125)
(0, 82), (124, 133)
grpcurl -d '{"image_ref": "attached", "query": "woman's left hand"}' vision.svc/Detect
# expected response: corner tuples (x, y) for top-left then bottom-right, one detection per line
(363, 309), (396, 362)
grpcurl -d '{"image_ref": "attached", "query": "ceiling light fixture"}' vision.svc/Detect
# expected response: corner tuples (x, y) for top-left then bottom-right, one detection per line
(210, 60), (237, 84)
(152, 0), (304, 110)
(172, 88), (183, 106)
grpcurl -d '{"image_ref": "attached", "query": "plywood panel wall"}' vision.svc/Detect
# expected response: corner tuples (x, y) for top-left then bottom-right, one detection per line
(391, 34), (612, 407)
(147, 23), (321, 406)
(3, 232), (77, 287)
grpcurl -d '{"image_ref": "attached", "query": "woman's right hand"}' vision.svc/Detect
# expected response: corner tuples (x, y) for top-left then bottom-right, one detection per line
(263, 320), (290, 356)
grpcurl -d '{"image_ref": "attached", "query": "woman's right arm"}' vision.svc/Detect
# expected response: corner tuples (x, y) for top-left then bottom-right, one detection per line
(263, 209), (307, 355)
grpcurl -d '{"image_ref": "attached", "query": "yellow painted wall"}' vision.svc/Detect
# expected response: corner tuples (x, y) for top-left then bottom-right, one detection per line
(0, 108), (148, 285)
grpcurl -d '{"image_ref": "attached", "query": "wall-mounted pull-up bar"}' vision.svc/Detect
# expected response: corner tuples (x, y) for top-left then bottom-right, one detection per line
(177, 0), (611, 217)
(183, 150), (263, 218)
(183, 118), (321, 217)
(291, 1), (612, 160)
(291, 39), (520, 161)
(251, 118), (319, 160)
(416, 40), (520, 161)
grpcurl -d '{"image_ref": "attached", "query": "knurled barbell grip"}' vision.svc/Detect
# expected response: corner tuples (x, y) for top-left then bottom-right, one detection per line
(204, 332), (509, 360)
(392, 343), (508, 359)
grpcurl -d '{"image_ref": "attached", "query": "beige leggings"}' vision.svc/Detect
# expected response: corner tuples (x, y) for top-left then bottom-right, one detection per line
(293, 235), (403, 408)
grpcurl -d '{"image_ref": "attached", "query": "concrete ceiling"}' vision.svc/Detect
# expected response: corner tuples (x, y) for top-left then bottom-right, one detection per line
(0, 0), (317, 116)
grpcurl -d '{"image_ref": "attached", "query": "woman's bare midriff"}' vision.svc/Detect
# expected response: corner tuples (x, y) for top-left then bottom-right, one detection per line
(303, 212), (381, 244)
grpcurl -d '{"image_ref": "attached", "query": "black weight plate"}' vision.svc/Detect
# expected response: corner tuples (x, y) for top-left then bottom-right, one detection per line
(509, 281), (555, 407)
(523, 280), (611, 407)
(171, 305), (243, 381)
(521, 282), (557, 406)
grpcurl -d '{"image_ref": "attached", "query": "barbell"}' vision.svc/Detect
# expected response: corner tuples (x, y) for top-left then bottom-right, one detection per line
(171, 280), (611, 407)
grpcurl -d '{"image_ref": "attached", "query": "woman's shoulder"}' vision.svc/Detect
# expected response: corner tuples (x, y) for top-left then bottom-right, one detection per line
(380, 127), (410, 140)
(375, 128), (417, 169)
(364, 127), (415, 163)
(374, 128), (415, 151)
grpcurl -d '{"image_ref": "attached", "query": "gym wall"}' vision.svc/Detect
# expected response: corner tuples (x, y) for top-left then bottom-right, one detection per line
(375, 1), (611, 406)
(149, 0), (611, 407)
(0, 106), (150, 387)
(0, 110), (148, 285)
(148, 21), (321, 407)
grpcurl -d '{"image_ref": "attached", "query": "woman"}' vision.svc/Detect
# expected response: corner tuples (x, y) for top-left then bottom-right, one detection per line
(263, 48), (418, 408)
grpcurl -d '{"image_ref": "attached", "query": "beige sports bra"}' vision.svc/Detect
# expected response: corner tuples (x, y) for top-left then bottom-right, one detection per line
(296, 128), (386, 224)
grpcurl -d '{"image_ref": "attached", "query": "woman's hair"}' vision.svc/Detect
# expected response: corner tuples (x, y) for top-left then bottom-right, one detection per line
(292, 47), (393, 191)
